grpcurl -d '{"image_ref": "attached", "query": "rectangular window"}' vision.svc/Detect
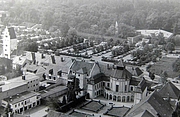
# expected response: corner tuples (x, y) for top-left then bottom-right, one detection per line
(125, 85), (127, 92)
(131, 87), (133, 91)
(107, 83), (110, 87)
(116, 85), (119, 92)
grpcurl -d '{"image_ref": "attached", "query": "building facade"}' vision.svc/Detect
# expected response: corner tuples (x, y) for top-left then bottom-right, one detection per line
(2, 27), (17, 59)
(2, 91), (41, 114)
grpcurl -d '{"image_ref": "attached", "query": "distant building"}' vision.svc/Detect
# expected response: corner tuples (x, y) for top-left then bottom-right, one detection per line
(2, 27), (17, 59)
(137, 29), (173, 39)
(0, 11), (9, 23)
(12, 56), (30, 70)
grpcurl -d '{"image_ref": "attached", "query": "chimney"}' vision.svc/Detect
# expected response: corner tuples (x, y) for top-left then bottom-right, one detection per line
(17, 94), (20, 98)
(41, 53), (45, 59)
(10, 96), (13, 102)
(51, 55), (56, 64)
(22, 75), (25, 80)
(31, 52), (36, 64)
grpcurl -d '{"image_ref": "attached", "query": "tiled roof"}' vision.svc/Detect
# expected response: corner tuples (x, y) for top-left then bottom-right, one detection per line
(133, 110), (157, 117)
(12, 56), (28, 66)
(138, 77), (147, 92)
(70, 60), (94, 75)
(105, 106), (130, 117)
(88, 73), (107, 84)
(40, 85), (67, 98)
(126, 66), (143, 77)
(3, 91), (40, 104)
(111, 69), (132, 79)
(24, 64), (46, 74)
(125, 91), (174, 117)
(129, 77), (141, 86)
(158, 81), (180, 99)
(99, 63), (113, 77)
(8, 27), (16, 39)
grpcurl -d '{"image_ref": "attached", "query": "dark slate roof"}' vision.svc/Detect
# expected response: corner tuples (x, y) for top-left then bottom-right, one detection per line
(70, 60), (94, 75)
(126, 67), (143, 76)
(111, 69), (132, 79)
(158, 81), (180, 99)
(8, 27), (16, 39)
(88, 73), (107, 84)
(105, 106), (130, 117)
(125, 91), (174, 117)
(130, 77), (141, 86)
(134, 110), (156, 117)
(99, 63), (113, 77)
(115, 59), (125, 68)
(138, 78), (147, 92)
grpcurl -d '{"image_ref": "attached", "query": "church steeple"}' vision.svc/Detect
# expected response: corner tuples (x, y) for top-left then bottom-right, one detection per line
(115, 21), (118, 35)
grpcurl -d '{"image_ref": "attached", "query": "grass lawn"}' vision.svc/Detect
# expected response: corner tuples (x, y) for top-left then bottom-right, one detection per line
(149, 57), (179, 78)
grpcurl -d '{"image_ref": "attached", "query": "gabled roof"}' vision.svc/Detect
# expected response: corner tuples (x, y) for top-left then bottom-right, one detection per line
(70, 60), (95, 75)
(126, 66), (143, 77)
(12, 56), (28, 66)
(99, 63), (113, 76)
(125, 91), (174, 117)
(158, 81), (180, 99)
(8, 27), (16, 39)
(88, 73), (107, 84)
(134, 110), (157, 117)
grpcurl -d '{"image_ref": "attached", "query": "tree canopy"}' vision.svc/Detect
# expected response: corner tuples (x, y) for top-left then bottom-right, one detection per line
(2, 0), (180, 37)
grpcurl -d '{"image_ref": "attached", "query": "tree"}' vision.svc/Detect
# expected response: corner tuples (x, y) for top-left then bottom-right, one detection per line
(118, 23), (136, 38)
(60, 23), (70, 37)
(172, 58), (180, 72)
(77, 21), (90, 32)
(165, 42), (175, 53)
(41, 10), (54, 30)
(68, 28), (77, 38)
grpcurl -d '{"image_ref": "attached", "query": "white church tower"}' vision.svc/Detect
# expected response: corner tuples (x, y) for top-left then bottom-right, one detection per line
(2, 27), (17, 59)
(115, 21), (118, 35)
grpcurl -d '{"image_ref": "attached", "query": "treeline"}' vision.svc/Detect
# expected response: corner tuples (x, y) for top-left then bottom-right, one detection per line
(2, 0), (180, 37)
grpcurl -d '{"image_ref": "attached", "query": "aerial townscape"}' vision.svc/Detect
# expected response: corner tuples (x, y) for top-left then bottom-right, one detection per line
(1, 0), (180, 117)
